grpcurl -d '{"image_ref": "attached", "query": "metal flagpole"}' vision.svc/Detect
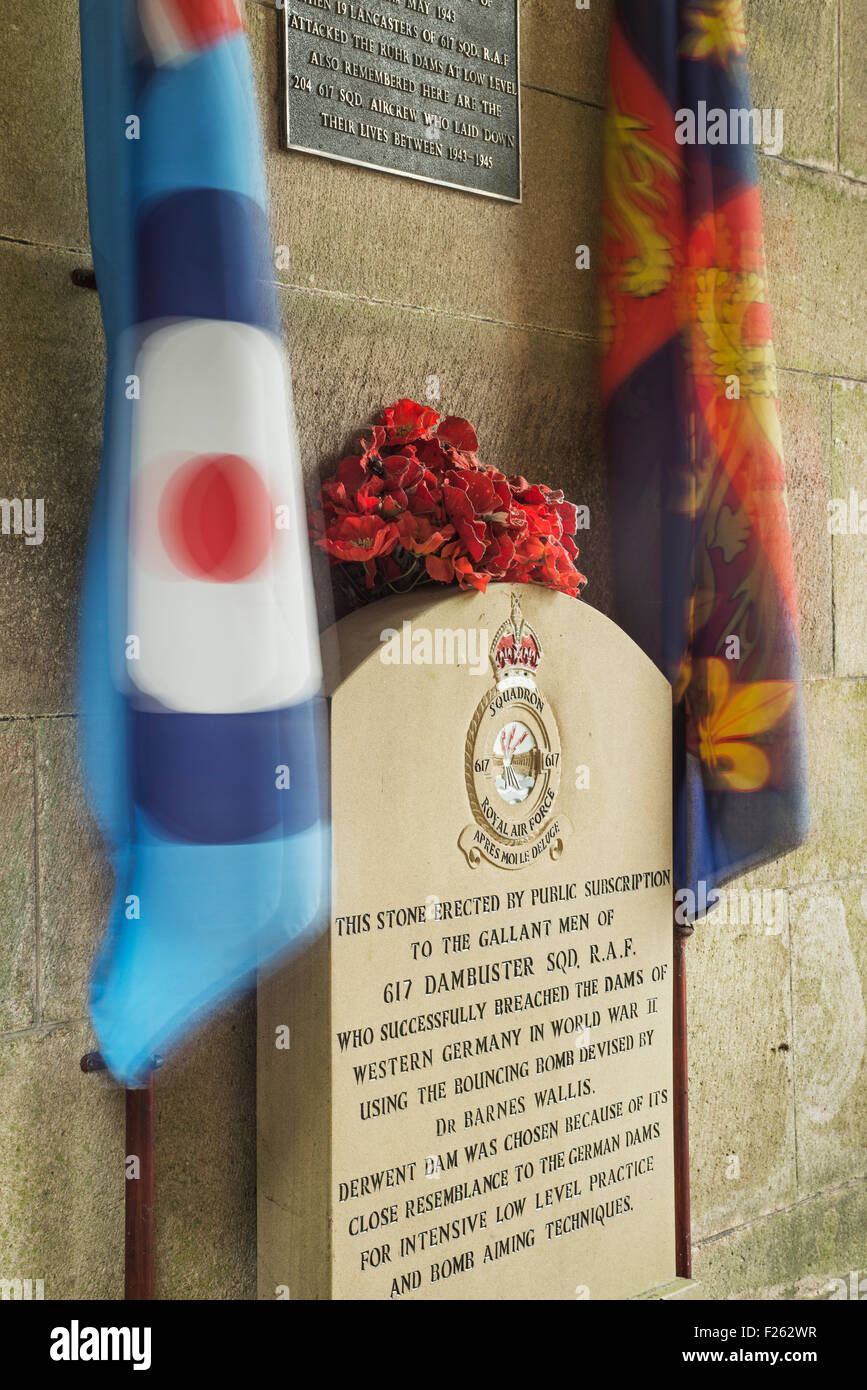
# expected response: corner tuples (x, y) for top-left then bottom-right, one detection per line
(124, 1074), (155, 1300)
(672, 920), (693, 1279)
(81, 1051), (158, 1300)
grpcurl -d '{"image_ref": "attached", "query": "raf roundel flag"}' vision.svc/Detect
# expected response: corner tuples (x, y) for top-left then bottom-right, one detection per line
(77, 0), (329, 1084)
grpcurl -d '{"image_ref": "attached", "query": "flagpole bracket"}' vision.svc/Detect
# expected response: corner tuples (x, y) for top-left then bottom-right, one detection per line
(70, 266), (98, 291)
(79, 1051), (164, 1078)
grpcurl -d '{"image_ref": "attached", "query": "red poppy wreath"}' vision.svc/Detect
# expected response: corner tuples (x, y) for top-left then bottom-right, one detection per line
(309, 398), (587, 604)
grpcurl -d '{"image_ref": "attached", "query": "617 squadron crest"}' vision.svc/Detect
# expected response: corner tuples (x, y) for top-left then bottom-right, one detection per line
(460, 594), (571, 870)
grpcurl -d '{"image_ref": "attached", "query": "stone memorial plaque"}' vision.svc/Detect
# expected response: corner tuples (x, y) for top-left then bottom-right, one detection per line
(258, 585), (675, 1300)
(281, 0), (521, 201)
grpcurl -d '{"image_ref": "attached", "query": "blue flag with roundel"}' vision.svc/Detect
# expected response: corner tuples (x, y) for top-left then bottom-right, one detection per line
(78, 0), (330, 1084)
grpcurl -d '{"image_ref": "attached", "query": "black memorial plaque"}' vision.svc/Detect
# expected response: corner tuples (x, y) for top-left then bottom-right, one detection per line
(281, 0), (521, 201)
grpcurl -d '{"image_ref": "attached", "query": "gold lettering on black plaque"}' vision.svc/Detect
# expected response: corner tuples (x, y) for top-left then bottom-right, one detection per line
(281, 0), (521, 201)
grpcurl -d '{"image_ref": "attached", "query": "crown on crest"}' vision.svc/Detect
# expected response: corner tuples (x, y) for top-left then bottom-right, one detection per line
(490, 593), (542, 690)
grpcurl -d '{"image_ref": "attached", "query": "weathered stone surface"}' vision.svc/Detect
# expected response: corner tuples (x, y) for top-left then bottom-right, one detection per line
(518, 0), (611, 108)
(778, 369), (833, 678)
(841, 0), (867, 179)
(0, 240), (105, 717)
(687, 901), (796, 1242)
(743, 0), (837, 170)
(0, 0), (89, 250)
(0, 1000), (256, 1300)
(758, 158), (867, 379)
(693, 1181), (867, 1300)
(250, 3), (604, 338)
(743, 679), (867, 890)
(0, 721), (36, 1032)
(155, 998), (257, 1300)
(278, 283), (614, 625)
(790, 880), (867, 1195)
(0, 1022), (125, 1299)
(36, 717), (113, 1025)
(831, 380), (867, 678)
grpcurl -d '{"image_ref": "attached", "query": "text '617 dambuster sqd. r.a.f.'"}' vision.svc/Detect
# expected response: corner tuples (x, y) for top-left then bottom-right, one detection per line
(258, 585), (678, 1300)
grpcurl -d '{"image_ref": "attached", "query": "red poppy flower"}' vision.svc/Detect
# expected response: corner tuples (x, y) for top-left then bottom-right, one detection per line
(378, 398), (439, 446)
(397, 514), (455, 555)
(316, 513), (398, 563)
(437, 416), (479, 452)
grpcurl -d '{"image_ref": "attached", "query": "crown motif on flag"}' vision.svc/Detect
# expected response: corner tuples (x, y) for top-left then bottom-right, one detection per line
(490, 594), (542, 690)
